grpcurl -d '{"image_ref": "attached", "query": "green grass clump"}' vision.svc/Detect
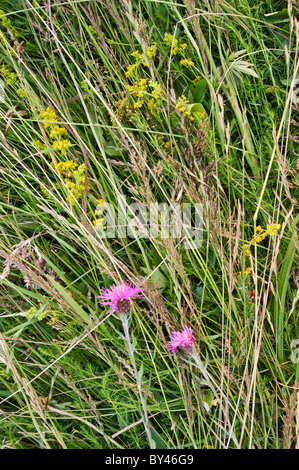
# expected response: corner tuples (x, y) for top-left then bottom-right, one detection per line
(0, 0), (298, 449)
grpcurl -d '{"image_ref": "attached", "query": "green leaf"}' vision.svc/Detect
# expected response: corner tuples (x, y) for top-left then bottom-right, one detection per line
(225, 50), (258, 79)
(149, 426), (168, 449)
(189, 79), (207, 103)
(47, 234), (78, 254)
(47, 277), (90, 323)
(189, 103), (208, 122)
(195, 284), (203, 300)
(141, 266), (169, 292)
(281, 74), (299, 86)
(264, 10), (293, 48)
(264, 9), (289, 25)
(203, 390), (219, 412)
(104, 141), (123, 157)
(276, 216), (298, 363)
(137, 364), (144, 388)
(155, 5), (171, 23)
(150, 246), (162, 267)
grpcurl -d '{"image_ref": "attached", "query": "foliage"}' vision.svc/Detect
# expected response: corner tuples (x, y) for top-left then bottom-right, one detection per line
(0, 0), (298, 449)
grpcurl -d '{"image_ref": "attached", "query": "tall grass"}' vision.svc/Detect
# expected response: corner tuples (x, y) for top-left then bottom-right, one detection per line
(0, 0), (298, 449)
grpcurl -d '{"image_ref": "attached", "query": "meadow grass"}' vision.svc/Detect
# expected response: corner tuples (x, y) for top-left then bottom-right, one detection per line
(0, 0), (298, 449)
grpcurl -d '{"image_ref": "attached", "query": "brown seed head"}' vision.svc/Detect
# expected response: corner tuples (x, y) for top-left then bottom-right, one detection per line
(115, 298), (131, 315)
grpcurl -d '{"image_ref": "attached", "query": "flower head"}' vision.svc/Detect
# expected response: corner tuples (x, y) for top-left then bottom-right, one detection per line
(164, 33), (178, 55)
(39, 107), (58, 129)
(50, 125), (68, 139)
(125, 63), (137, 77)
(98, 281), (144, 315)
(266, 223), (281, 236)
(52, 139), (72, 154)
(167, 326), (195, 355)
(180, 58), (194, 67)
(176, 95), (194, 120)
(146, 45), (156, 60)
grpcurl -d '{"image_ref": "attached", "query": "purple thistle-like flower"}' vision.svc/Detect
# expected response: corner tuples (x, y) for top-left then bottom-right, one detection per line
(167, 326), (195, 354)
(98, 281), (144, 315)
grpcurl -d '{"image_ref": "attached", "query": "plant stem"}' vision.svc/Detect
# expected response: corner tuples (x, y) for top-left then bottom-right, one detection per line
(121, 314), (154, 449)
(191, 351), (239, 448)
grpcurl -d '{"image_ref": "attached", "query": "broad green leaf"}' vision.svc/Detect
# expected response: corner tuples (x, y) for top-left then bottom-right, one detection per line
(203, 390), (219, 412)
(189, 79), (207, 103)
(141, 266), (169, 291)
(189, 103), (208, 122)
(104, 141), (123, 157)
(264, 9), (289, 25)
(149, 426), (168, 449)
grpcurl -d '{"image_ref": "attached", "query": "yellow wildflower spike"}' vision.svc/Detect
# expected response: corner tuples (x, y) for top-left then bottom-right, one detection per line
(266, 223), (281, 236)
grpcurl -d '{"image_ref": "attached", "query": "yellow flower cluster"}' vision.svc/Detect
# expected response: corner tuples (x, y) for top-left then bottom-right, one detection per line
(93, 199), (106, 229)
(100, 30), (115, 45)
(39, 107), (58, 128)
(88, 25), (99, 39)
(131, 50), (147, 66)
(243, 223), (281, 257)
(46, 311), (59, 328)
(36, 107), (90, 204)
(149, 80), (162, 99)
(62, 163), (90, 203)
(252, 225), (268, 243)
(180, 58), (194, 67)
(93, 218), (105, 228)
(193, 107), (208, 122)
(50, 125), (68, 139)
(41, 161), (90, 204)
(146, 45), (156, 60)
(176, 95), (194, 120)
(125, 46), (156, 77)
(238, 266), (252, 278)
(95, 198), (106, 211)
(0, 64), (18, 86)
(110, 93), (130, 124)
(54, 160), (78, 175)
(243, 244), (251, 257)
(38, 107), (71, 155)
(267, 223), (281, 236)
(0, 31), (6, 45)
(164, 33), (187, 56)
(126, 78), (148, 97)
(147, 98), (159, 115)
(147, 81), (163, 115)
(32, 139), (47, 151)
(111, 78), (164, 122)
(157, 135), (174, 154)
(25, 306), (47, 321)
(126, 78), (148, 108)
(265, 86), (280, 94)
(125, 63), (137, 78)
(17, 88), (26, 98)
(0, 9), (18, 36)
(0, 10), (11, 29)
(52, 139), (72, 154)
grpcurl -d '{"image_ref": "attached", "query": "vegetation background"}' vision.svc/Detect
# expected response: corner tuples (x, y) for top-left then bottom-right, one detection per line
(0, 0), (298, 449)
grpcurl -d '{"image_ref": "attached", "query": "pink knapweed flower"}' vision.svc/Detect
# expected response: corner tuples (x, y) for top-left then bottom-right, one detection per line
(167, 326), (195, 354)
(98, 281), (143, 315)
